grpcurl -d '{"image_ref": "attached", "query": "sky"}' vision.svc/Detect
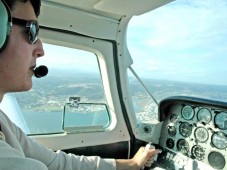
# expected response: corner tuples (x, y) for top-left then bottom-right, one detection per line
(40, 0), (227, 86)
(127, 0), (227, 85)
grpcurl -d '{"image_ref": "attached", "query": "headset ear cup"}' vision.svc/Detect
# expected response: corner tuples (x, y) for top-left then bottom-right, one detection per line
(0, 0), (11, 52)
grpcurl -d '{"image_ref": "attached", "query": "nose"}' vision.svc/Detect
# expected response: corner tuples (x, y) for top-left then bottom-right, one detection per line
(33, 38), (45, 58)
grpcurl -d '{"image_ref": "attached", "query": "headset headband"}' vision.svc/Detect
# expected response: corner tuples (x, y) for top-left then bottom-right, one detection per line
(0, 0), (12, 52)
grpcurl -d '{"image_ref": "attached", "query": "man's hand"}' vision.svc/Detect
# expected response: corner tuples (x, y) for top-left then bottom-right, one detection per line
(116, 145), (161, 170)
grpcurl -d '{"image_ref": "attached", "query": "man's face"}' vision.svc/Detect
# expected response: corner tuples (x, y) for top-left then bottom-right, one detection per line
(0, 1), (44, 96)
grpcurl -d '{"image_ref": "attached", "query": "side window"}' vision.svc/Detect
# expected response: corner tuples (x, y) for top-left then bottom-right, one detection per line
(15, 43), (110, 135)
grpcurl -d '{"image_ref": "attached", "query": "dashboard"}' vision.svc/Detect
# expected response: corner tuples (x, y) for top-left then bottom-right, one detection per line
(152, 96), (227, 170)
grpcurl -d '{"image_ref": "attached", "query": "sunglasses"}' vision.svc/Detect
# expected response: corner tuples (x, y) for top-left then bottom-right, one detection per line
(12, 17), (39, 44)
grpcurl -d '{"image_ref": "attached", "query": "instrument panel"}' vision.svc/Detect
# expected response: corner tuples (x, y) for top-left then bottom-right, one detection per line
(158, 96), (227, 170)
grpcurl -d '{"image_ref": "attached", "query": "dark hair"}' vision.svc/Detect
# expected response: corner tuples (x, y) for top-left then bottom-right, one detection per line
(4, 0), (41, 17)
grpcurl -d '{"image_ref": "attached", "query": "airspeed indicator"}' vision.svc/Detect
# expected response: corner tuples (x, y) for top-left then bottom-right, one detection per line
(182, 105), (194, 120)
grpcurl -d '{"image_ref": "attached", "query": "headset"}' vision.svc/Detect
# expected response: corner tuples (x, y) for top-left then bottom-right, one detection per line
(0, 0), (12, 52)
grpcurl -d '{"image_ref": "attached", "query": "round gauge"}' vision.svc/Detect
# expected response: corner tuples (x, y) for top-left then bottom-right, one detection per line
(191, 145), (205, 161)
(194, 127), (209, 143)
(208, 151), (226, 169)
(166, 138), (175, 149)
(197, 108), (212, 124)
(143, 125), (152, 134)
(168, 126), (177, 137)
(214, 112), (227, 130)
(179, 122), (192, 137)
(177, 139), (189, 156)
(211, 132), (227, 149)
(170, 114), (178, 122)
(181, 105), (194, 120)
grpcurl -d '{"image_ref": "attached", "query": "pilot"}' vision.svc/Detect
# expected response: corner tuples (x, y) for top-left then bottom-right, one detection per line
(0, 0), (160, 169)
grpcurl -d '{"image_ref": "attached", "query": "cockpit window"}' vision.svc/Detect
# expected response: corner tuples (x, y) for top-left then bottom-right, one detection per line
(127, 0), (227, 122)
(15, 44), (110, 135)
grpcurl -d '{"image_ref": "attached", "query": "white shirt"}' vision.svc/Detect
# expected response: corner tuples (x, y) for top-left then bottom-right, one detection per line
(0, 110), (116, 170)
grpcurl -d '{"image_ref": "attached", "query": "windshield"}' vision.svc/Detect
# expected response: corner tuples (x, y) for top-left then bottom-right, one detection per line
(127, 0), (227, 104)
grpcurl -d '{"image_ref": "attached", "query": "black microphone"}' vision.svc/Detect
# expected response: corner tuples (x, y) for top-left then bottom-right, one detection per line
(33, 65), (48, 78)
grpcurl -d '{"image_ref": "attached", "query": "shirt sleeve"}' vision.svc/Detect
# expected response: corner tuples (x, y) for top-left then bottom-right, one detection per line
(14, 118), (116, 170)
(1, 111), (116, 170)
(48, 150), (116, 170)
